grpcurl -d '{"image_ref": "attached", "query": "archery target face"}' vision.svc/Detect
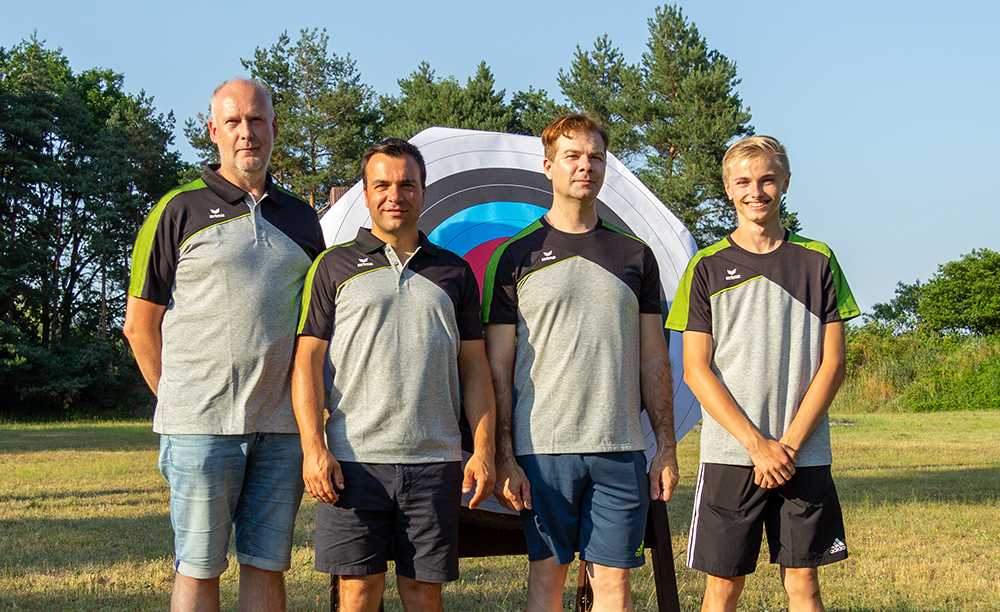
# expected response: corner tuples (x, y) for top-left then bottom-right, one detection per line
(320, 127), (701, 514)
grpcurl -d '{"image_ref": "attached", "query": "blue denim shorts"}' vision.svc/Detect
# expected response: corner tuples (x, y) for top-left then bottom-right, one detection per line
(158, 433), (304, 579)
(517, 451), (650, 569)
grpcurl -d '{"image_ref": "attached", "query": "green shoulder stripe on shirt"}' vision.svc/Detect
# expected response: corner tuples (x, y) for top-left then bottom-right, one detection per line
(787, 232), (861, 321)
(276, 184), (309, 205)
(128, 179), (206, 297)
(481, 219), (544, 322)
(601, 219), (648, 246)
(665, 238), (731, 331)
(297, 242), (353, 335)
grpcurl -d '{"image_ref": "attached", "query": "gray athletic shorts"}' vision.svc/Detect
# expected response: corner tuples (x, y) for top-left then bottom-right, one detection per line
(687, 463), (848, 577)
(314, 461), (462, 583)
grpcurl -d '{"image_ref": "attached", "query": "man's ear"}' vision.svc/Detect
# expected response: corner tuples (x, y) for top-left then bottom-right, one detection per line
(542, 157), (553, 180)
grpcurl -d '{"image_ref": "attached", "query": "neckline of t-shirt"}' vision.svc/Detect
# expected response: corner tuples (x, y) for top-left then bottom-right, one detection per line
(538, 215), (604, 240)
(725, 229), (790, 259)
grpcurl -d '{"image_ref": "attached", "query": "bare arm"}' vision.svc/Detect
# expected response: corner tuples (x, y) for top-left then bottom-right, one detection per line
(291, 335), (343, 504)
(639, 314), (679, 501)
(457, 339), (496, 510)
(779, 321), (847, 451)
(483, 323), (532, 511)
(682, 330), (796, 488)
(123, 296), (167, 395)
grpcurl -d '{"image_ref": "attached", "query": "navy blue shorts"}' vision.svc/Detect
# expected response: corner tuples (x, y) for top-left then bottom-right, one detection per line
(314, 461), (462, 583)
(687, 463), (848, 577)
(516, 452), (649, 569)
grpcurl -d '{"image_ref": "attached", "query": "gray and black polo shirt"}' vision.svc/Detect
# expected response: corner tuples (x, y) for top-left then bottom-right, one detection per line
(298, 228), (483, 464)
(129, 165), (324, 435)
(481, 217), (662, 456)
(666, 231), (860, 467)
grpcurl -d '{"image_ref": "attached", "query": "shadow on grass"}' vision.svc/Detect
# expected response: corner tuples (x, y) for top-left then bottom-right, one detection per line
(0, 514), (174, 574)
(1, 487), (166, 504)
(0, 424), (158, 453)
(0, 592), (169, 612)
(836, 466), (1000, 505)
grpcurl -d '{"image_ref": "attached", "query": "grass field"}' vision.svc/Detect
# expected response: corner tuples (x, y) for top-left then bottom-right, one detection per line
(1, 413), (998, 611)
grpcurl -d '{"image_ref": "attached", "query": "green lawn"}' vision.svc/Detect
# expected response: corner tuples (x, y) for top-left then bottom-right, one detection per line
(1, 414), (998, 611)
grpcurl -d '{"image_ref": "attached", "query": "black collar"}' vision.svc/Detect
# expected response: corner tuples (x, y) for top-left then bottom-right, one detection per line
(354, 227), (439, 257)
(201, 164), (277, 205)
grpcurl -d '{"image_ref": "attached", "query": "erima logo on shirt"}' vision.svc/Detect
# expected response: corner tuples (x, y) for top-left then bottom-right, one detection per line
(541, 250), (557, 262)
(725, 268), (742, 281)
(208, 208), (226, 219)
(357, 257), (374, 268)
(829, 538), (846, 554)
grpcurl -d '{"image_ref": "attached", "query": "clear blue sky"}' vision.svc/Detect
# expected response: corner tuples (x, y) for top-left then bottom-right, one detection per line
(5, 0), (999, 314)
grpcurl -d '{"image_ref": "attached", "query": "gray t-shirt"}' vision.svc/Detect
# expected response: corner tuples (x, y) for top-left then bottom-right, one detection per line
(481, 217), (663, 456)
(129, 165), (325, 435)
(666, 231), (860, 466)
(298, 229), (483, 464)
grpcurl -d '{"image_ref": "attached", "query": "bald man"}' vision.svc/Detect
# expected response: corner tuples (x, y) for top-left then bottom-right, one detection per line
(124, 79), (325, 611)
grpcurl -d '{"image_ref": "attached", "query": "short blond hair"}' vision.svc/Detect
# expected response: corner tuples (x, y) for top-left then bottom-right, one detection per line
(722, 135), (790, 182)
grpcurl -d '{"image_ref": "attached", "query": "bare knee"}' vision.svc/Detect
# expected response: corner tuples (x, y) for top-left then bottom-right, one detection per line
(339, 574), (386, 612)
(780, 566), (824, 612)
(526, 558), (571, 612)
(702, 574), (745, 612)
(396, 575), (443, 612)
(587, 563), (633, 612)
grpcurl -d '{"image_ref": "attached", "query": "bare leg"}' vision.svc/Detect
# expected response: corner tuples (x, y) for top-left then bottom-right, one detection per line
(397, 575), (444, 612)
(526, 558), (571, 612)
(171, 574), (220, 612)
(238, 564), (287, 612)
(586, 563), (633, 612)
(781, 566), (824, 612)
(339, 574), (386, 612)
(701, 574), (744, 612)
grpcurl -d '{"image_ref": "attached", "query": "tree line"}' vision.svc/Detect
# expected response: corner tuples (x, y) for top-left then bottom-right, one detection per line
(0, 5), (802, 417)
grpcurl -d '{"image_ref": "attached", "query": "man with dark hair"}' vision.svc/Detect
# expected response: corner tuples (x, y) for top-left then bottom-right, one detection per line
(482, 114), (679, 612)
(668, 135), (858, 612)
(292, 138), (496, 612)
(124, 78), (325, 612)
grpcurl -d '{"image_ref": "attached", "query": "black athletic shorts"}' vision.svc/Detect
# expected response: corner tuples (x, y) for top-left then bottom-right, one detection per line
(687, 463), (848, 577)
(314, 461), (463, 582)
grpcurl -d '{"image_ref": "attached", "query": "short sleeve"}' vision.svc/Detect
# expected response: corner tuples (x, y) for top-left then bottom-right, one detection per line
(456, 260), (484, 340)
(665, 256), (712, 334)
(824, 250), (860, 323)
(481, 244), (519, 324)
(297, 249), (338, 339)
(639, 245), (663, 314)
(128, 199), (180, 305)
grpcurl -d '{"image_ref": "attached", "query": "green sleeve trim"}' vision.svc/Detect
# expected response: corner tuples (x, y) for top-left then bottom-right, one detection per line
(276, 184), (308, 205)
(128, 179), (206, 297)
(297, 241), (362, 335)
(665, 238), (731, 331)
(787, 233), (860, 321)
(481, 220), (543, 322)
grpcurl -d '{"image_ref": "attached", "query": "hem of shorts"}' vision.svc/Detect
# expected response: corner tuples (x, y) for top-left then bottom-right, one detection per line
(316, 562), (387, 576)
(686, 560), (756, 578)
(580, 552), (645, 570)
(396, 569), (458, 584)
(774, 550), (849, 568)
(176, 558), (229, 580)
(527, 550), (576, 566)
(235, 552), (291, 573)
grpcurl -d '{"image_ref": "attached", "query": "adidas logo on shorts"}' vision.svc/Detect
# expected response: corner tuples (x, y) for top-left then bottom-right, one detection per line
(829, 538), (846, 554)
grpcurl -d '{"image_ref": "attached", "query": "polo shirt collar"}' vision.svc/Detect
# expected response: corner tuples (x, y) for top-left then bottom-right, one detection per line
(354, 227), (440, 257)
(201, 164), (277, 205)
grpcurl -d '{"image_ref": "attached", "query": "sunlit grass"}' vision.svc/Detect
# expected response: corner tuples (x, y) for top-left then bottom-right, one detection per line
(1, 415), (998, 610)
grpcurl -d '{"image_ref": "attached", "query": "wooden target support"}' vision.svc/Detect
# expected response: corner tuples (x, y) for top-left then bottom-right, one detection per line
(329, 500), (679, 611)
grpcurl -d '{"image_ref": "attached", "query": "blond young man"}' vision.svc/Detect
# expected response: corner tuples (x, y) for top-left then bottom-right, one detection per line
(482, 115), (679, 612)
(667, 136), (860, 612)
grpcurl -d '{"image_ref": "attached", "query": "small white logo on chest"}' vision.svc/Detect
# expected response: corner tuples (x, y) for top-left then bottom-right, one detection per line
(357, 257), (374, 267)
(209, 208), (226, 219)
(725, 268), (742, 281)
(541, 250), (557, 262)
